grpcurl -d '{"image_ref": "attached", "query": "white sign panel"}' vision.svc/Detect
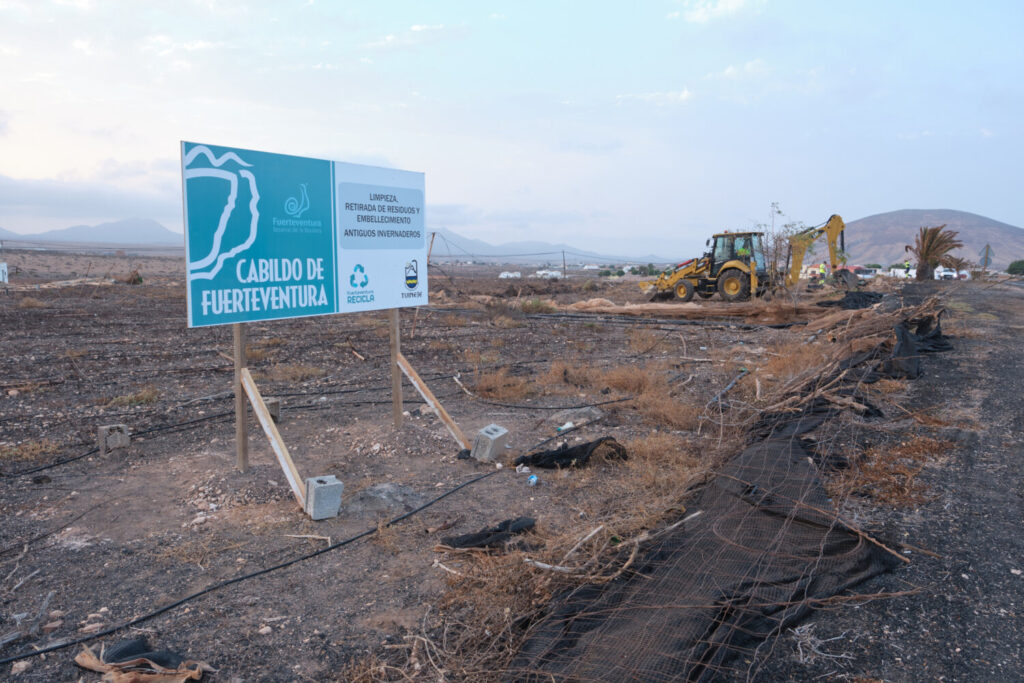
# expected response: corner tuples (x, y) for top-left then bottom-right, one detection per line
(181, 141), (428, 327)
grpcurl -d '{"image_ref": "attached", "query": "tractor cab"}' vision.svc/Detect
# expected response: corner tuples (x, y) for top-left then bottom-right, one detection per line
(706, 232), (765, 277)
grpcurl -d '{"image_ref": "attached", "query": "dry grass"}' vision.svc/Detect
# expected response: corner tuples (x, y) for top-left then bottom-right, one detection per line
(0, 439), (60, 463)
(473, 367), (531, 399)
(520, 298), (556, 314)
(107, 385), (159, 407)
(246, 347), (269, 362)
(18, 296), (45, 309)
(61, 348), (88, 359)
(491, 315), (524, 329)
(153, 536), (244, 570)
(827, 436), (953, 506)
(442, 313), (468, 327)
(627, 328), (669, 354)
(427, 339), (456, 352)
(264, 363), (326, 382)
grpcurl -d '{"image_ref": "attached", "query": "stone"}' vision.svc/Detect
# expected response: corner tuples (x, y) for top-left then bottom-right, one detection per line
(304, 476), (343, 521)
(98, 424), (130, 456)
(471, 424), (509, 462)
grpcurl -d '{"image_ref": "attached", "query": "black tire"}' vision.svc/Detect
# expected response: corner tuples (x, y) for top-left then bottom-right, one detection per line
(673, 279), (695, 302)
(717, 269), (750, 302)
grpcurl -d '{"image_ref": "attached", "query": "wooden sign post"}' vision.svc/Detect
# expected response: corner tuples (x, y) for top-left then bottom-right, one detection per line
(232, 323), (249, 472)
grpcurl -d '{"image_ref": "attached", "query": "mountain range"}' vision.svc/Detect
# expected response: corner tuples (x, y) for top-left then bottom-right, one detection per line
(0, 219), (182, 245)
(1, 209), (1021, 268)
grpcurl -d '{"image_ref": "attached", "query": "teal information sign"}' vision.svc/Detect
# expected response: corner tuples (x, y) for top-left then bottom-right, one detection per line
(181, 142), (427, 327)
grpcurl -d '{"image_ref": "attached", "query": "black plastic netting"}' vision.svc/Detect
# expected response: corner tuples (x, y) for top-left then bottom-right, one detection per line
(507, 314), (949, 682)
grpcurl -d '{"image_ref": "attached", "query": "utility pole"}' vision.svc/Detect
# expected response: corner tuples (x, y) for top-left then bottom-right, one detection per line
(562, 250), (567, 278)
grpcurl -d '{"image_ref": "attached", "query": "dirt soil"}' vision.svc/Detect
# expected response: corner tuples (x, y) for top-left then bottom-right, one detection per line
(751, 280), (1024, 682)
(1, 250), (1020, 681)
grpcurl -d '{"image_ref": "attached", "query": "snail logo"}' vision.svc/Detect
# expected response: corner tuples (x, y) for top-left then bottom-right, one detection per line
(184, 145), (260, 281)
(404, 259), (418, 289)
(350, 264), (369, 288)
(284, 183), (310, 218)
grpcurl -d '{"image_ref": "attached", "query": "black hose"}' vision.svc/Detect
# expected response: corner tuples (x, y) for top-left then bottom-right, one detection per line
(0, 469), (502, 666)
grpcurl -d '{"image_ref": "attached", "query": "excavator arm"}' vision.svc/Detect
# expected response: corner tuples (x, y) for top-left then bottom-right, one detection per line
(785, 214), (846, 287)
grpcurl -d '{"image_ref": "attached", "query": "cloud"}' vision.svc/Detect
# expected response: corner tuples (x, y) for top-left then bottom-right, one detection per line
(71, 39), (94, 55)
(363, 23), (464, 49)
(706, 58), (768, 80)
(0, 171), (180, 223)
(616, 89), (692, 105)
(672, 0), (759, 24)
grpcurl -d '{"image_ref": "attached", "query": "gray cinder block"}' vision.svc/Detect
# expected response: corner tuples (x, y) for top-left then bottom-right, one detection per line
(471, 423), (509, 462)
(265, 397), (282, 423)
(305, 475), (343, 520)
(98, 424), (130, 456)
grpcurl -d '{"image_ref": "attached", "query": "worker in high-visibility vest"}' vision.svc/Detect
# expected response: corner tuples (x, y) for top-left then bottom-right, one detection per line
(818, 263), (827, 277)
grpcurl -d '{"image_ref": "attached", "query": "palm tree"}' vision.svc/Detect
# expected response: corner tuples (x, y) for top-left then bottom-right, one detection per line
(905, 225), (964, 281)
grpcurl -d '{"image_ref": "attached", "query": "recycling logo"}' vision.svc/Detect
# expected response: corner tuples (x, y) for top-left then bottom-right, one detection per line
(350, 264), (369, 288)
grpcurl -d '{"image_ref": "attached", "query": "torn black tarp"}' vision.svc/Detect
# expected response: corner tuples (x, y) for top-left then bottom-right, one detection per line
(514, 437), (627, 469)
(881, 312), (954, 379)
(818, 291), (885, 309)
(441, 517), (536, 549)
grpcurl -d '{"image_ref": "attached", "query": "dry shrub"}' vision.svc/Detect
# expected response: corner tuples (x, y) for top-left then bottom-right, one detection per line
(0, 439), (60, 463)
(827, 436), (953, 506)
(107, 385), (159, 407)
(442, 313), (467, 327)
(473, 367), (530, 399)
(622, 432), (704, 511)
(541, 360), (595, 389)
(870, 378), (906, 395)
(627, 328), (667, 354)
(756, 343), (831, 387)
(634, 393), (702, 430)
(265, 363), (325, 382)
(492, 315), (523, 329)
(246, 347), (269, 362)
(521, 298), (556, 314)
(18, 296), (45, 309)
(372, 518), (400, 553)
(600, 364), (657, 394)
(428, 339), (455, 352)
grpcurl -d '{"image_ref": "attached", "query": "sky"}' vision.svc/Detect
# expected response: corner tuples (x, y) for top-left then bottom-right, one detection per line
(0, 0), (1021, 257)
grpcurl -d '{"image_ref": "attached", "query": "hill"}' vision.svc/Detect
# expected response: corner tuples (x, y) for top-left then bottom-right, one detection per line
(844, 209), (1023, 270)
(431, 228), (665, 265)
(0, 219), (182, 245)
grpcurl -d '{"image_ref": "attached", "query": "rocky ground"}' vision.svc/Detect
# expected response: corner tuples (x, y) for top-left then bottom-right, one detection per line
(1, 250), (1020, 681)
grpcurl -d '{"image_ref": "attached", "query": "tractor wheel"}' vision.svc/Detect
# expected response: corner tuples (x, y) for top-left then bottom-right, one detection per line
(674, 279), (695, 302)
(717, 269), (750, 302)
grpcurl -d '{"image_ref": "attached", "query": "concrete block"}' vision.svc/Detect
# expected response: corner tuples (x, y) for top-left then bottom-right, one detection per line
(305, 475), (343, 520)
(265, 397), (282, 423)
(98, 424), (130, 456)
(471, 423), (509, 462)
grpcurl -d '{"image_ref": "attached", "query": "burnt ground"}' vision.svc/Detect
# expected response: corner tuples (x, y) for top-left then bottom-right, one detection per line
(753, 280), (1024, 682)
(1, 250), (1021, 682)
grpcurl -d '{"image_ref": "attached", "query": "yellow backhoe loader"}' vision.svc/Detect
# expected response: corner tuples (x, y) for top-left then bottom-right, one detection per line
(640, 214), (852, 302)
(640, 231), (768, 302)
